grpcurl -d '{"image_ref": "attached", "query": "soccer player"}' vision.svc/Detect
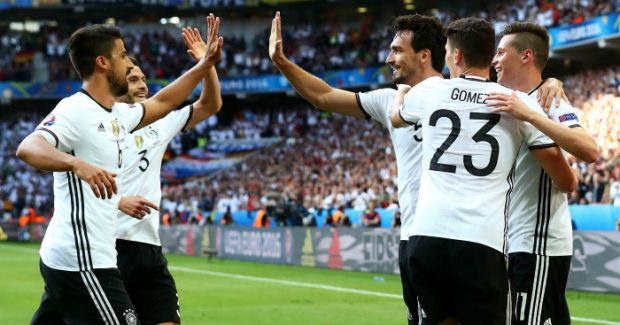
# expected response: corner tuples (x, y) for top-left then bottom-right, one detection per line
(16, 17), (222, 324)
(115, 21), (222, 325)
(391, 18), (577, 324)
(487, 22), (598, 325)
(269, 11), (446, 324)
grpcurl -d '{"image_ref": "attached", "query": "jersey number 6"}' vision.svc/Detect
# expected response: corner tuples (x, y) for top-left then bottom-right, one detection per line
(429, 110), (500, 176)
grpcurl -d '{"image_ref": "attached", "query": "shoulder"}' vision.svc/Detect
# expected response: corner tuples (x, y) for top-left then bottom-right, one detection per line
(414, 76), (444, 90)
(55, 93), (89, 113)
(359, 88), (396, 101)
(113, 102), (143, 113)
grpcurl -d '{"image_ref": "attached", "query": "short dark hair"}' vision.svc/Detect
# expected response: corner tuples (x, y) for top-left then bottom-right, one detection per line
(446, 17), (495, 69)
(390, 14), (447, 73)
(127, 55), (140, 67)
(500, 22), (550, 70)
(68, 24), (123, 80)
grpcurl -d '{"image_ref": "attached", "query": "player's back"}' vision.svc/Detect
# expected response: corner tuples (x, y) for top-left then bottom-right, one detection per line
(402, 76), (552, 252)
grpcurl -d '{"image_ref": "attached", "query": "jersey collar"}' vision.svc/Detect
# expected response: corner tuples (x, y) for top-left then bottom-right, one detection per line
(527, 80), (545, 95)
(79, 88), (112, 112)
(459, 75), (491, 82)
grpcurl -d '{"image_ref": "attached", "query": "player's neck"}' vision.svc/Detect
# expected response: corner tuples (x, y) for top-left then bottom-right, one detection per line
(408, 69), (443, 87)
(511, 71), (543, 94)
(82, 78), (116, 109)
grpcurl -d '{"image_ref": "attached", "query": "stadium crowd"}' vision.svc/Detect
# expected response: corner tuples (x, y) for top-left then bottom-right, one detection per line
(1, 0), (619, 81)
(3, 62), (620, 224)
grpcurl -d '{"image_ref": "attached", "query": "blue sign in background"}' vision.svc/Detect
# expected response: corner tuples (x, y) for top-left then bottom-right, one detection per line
(549, 12), (620, 49)
(0, 66), (391, 99)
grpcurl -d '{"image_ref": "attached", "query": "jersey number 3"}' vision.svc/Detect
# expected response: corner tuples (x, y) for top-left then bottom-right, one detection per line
(429, 110), (500, 176)
(138, 149), (150, 172)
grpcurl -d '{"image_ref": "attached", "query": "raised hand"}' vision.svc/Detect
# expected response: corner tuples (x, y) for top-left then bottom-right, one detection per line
(72, 158), (117, 199)
(182, 25), (207, 62)
(269, 11), (285, 63)
(196, 13), (224, 68)
(119, 196), (159, 220)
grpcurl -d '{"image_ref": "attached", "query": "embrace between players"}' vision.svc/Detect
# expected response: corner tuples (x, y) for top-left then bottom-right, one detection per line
(17, 10), (597, 325)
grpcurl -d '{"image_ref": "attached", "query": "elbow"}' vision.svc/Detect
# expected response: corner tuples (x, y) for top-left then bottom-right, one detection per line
(390, 115), (404, 128)
(206, 98), (222, 116)
(15, 145), (27, 161)
(582, 146), (600, 164)
(556, 177), (578, 193)
(16, 139), (31, 162)
(214, 98), (223, 114)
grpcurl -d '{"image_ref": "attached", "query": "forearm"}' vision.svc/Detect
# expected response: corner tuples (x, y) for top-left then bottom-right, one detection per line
(528, 114), (599, 163)
(140, 64), (210, 128)
(390, 88), (409, 128)
(16, 135), (77, 172)
(273, 57), (362, 116)
(190, 67), (222, 127)
(274, 57), (332, 107)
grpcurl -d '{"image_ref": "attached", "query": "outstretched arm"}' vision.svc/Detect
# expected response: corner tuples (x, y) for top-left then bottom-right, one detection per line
(181, 19), (223, 129)
(269, 11), (365, 118)
(136, 13), (224, 131)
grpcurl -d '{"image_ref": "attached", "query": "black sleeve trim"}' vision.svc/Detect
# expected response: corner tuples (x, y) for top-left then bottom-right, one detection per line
(181, 104), (194, 133)
(399, 109), (416, 126)
(529, 143), (558, 150)
(35, 127), (59, 148)
(569, 124), (581, 129)
(130, 102), (147, 133)
(354, 93), (372, 120)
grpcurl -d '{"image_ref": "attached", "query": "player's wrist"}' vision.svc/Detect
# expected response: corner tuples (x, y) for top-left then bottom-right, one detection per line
(68, 156), (82, 172)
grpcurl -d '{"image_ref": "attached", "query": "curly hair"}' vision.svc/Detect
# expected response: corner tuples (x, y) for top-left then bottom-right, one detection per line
(389, 14), (447, 73)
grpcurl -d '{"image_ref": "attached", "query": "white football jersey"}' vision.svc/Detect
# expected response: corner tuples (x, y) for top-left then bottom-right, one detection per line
(356, 78), (442, 240)
(401, 76), (555, 253)
(116, 105), (193, 246)
(508, 87), (578, 256)
(33, 90), (144, 271)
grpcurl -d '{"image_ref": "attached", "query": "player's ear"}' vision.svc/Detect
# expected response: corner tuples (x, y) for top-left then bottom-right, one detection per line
(453, 48), (463, 65)
(420, 49), (431, 64)
(522, 49), (533, 64)
(95, 55), (108, 71)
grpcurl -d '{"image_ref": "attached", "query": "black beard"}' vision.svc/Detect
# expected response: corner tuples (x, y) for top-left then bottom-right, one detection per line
(392, 74), (405, 84)
(107, 70), (129, 97)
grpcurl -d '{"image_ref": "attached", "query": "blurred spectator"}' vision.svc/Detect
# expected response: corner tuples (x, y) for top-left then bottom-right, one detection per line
(361, 202), (381, 228)
(392, 210), (401, 229)
(252, 206), (269, 228)
(220, 207), (235, 226)
(3, 1), (617, 82)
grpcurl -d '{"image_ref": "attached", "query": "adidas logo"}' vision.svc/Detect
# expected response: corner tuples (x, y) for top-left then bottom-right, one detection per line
(97, 123), (105, 132)
(544, 318), (552, 325)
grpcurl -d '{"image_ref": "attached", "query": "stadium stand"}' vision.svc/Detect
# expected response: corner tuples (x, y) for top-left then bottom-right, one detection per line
(1, 0), (620, 230)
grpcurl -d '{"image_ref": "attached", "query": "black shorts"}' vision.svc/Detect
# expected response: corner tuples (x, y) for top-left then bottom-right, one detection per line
(31, 260), (139, 325)
(509, 253), (571, 325)
(399, 240), (424, 325)
(407, 236), (510, 325)
(116, 239), (180, 325)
